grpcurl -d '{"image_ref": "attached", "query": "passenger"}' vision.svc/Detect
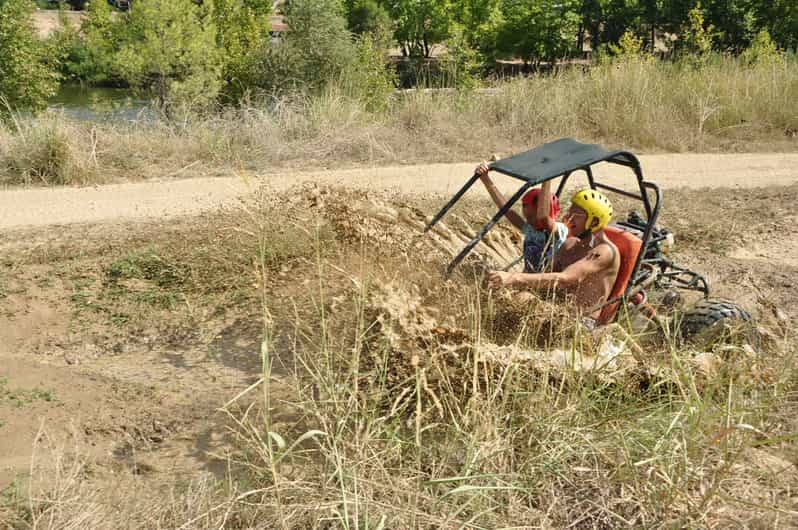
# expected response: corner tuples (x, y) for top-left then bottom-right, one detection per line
(486, 188), (621, 319)
(476, 161), (568, 273)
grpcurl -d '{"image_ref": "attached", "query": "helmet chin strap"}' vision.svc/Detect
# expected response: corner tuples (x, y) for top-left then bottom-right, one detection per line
(578, 228), (592, 240)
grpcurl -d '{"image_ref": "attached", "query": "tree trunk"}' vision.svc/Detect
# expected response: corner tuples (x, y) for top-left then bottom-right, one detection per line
(651, 24), (656, 53)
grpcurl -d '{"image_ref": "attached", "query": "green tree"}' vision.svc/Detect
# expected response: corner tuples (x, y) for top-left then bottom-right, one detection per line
(700, 0), (749, 52)
(345, 0), (392, 43)
(440, 24), (480, 88)
(607, 29), (646, 58)
(116, 0), (222, 113)
(209, 0), (272, 102)
(496, 0), (580, 66)
(80, 0), (123, 82)
(740, 29), (783, 64)
(679, 1), (714, 58)
(577, 0), (600, 53)
(386, 0), (453, 57)
(50, 0), (123, 84)
(752, 0), (798, 51)
(258, 0), (357, 93)
(639, 0), (662, 52)
(45, 9), (85, 82)
(0, 0), (60, 115)
(450, 0), (501, 48)
(595, 0), (643, 49)
(343, 32), (396, 110)
(242, 0), (272, 15)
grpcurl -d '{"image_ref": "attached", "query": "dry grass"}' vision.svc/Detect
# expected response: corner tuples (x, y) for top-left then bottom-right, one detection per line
(2, 186), (796, 528)
(1, 56), (796, 186)
(209, 187), (796, 528)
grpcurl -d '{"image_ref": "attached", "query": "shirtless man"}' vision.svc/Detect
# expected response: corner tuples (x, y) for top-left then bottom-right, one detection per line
(487, 188), (620, 319)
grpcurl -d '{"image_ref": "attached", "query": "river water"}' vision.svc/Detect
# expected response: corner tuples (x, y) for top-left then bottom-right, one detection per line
(47, 84), (152, 122)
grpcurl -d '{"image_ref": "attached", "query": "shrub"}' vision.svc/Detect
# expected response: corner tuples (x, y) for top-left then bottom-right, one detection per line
(0, 116), (94, 185)
(741, 30), (784, 65)
(256, 0), (357, 95)
(0, 0), (60, 116)
(116, 0), (222, 114)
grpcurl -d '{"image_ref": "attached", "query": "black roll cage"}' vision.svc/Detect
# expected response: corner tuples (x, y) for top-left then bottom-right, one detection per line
(425, 138), (709, 301)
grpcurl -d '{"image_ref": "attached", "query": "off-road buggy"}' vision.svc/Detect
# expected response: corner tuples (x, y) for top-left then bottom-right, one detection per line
(426, 138), (754, 341)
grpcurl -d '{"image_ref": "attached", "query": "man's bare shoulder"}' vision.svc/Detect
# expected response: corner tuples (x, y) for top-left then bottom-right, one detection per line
(586, 239), (619, 267)
(559, 236), (580, 252)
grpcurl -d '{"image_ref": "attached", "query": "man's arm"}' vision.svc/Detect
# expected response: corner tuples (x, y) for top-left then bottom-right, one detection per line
(488, 244), (614, 290)
(535, 180), (556, 232)
(476, 162), (525, 231)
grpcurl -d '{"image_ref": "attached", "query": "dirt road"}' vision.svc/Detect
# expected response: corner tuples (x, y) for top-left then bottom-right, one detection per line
(2, 153), (797, 231)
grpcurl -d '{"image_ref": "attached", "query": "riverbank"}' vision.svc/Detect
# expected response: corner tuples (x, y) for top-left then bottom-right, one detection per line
(3, 57), (796, 187)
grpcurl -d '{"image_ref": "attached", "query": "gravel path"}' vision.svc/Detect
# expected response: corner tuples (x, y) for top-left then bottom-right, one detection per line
(2, 153), (797, 230)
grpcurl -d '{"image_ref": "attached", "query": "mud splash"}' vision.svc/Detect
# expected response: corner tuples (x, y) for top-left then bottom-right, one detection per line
(265, 183), (523, 272)
(263, 184), (769, 410)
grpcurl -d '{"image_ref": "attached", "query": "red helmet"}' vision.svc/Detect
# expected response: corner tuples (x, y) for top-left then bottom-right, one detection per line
(522, 189), (561, 219)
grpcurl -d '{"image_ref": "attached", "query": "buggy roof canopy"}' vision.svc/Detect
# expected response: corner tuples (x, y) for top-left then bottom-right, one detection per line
(425, 137), (653, 276)
(488, 138), (640, 185)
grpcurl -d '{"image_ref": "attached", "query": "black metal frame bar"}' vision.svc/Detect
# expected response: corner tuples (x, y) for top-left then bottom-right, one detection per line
(445, 182), (533, 274)
(653, 260), (710, 295)
(424, 173), (481, 233)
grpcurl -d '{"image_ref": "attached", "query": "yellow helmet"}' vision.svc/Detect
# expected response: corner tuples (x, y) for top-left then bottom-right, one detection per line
(570, 188), (613, 233)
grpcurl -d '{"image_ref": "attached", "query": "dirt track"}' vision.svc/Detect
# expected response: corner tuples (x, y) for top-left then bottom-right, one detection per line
(3, 153), (798, 230)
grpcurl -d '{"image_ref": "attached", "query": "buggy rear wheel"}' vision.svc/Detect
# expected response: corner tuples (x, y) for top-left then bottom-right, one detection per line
(678, 298), (759, 349)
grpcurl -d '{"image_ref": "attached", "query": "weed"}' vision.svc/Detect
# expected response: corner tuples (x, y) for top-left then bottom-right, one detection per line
(107, 248), (186, 288)
(0, 377), (56, 408)
(133, 288), (179, 310)
(109, 312), (130, 326)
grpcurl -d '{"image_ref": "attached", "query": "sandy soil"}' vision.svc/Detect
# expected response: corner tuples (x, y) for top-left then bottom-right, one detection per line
(2, 153), (797, 231)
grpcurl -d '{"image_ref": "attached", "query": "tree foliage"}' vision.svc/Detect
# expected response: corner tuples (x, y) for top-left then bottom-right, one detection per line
(13, 0), (798, 109)
(208, 0), (272, 102)
(679, 2), (714, 58)
(384, 0), (452, 57)
(0, 0), (60, 114)
(258, 0), (357, 93)
(50, 0), (123, 84)
(345, 0), (392, 43)
(343, 33), (396, 110)
(496, 0), (581, 65)
(116, 0), (222, 113)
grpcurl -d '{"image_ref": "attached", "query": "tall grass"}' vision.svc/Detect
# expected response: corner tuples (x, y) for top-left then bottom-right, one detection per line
(3, 188), (796, 528)
(209, 200), (797, 528)
(0, 55), (796, 186)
